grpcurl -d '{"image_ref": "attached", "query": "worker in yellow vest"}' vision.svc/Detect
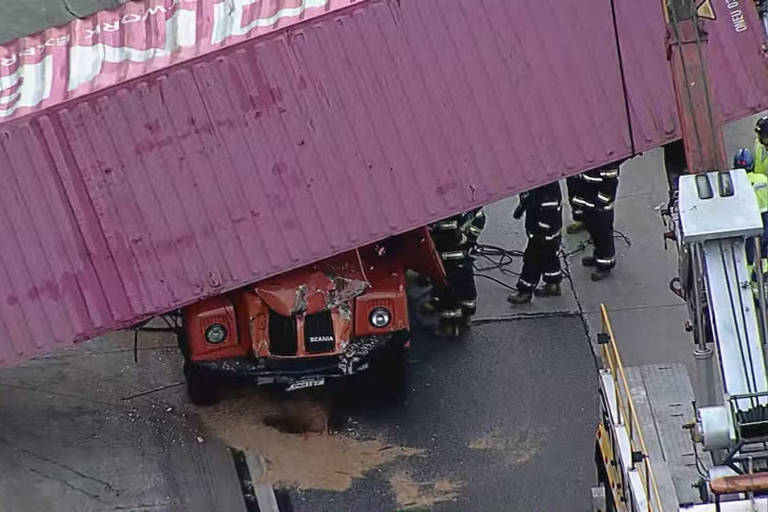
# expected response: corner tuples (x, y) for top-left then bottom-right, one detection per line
(734, 148), (768, 291)
(753, 116), (768, 175)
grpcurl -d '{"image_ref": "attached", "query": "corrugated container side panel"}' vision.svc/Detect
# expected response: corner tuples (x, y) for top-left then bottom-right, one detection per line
(259, 45), (340, 256)
(346, 8), (426, 225)
(618, 1), (768, 153)
(194, 57), (277, 274)
(0, 133), (52, 356)
(1, 0), (768, 366)
(709, 5), (768, 121)
(617, 0), (679, 150)
(296, 21), (395, 236)
(361, 4), (467, 213)
(37, 116), (114, 332)
(476, 0), (550, 188)
(5, 125), (73, 344)
(223, 49), (296, 270)
(55, 107), (134, 322)
(231, 48), (311, 265)
(109, 88), (185, 307)
(128, 79), (210, 299)
(180, 64), (252, 284)
(417, 0), (502, 205)
(157, 69), (234, 292)
(0, 0), (640, 365)
(24, 123), (91, 340)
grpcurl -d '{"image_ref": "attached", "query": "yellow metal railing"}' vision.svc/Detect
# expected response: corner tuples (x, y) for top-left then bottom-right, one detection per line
(599, 304), (664, 512)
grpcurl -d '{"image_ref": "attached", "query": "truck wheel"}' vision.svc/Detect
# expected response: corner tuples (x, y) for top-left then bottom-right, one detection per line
(185, 369), (220, 406)
(368, 342), (408, 404)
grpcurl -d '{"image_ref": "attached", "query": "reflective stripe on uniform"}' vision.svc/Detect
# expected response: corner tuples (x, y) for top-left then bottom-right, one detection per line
(460, 299), (477, 308)
(468, 225), (482, 235)
(441, 309), (464, 319)
(441, 251), (466, 260)
(582, 174), (602, 183)
(600, 203), (614, 211)
(538, 221), (551, 229)
(518, 278), (534, 288)
(435, 220), (458, 230)
(596, 257), (615, 265)
(544, 271), (562, 277)
(544, 230), (562, 240)
(572, 197), (595, 208)
(597, 192), (613, 203)
(540, 201), (560, 208)
(599, 169), (619, 178)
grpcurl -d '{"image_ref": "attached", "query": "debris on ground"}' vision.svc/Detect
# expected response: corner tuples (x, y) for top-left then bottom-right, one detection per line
(388, 471), (464, 510)
(200, 391), (424, 491)
(468, 424), (547, 465)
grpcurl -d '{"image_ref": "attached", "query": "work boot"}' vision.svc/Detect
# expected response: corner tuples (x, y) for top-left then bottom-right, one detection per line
(591, 268), (613, 281)
(567, 220), (586, 234)
(581, 256), (596, 267)
(534, 283), (562, 297)
(436, 320), (465, 338)
(507, 290), (533, 305)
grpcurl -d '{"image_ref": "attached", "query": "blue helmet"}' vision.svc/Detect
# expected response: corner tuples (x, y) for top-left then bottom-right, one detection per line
(734, 147), (755, 172)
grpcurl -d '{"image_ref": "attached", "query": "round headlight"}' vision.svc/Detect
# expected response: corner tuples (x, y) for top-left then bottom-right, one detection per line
(205, 323), (228, 344)
(369, 307), (391, 328)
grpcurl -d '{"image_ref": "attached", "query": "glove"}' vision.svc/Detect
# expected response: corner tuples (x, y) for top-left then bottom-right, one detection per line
(513, 203), (525, 220)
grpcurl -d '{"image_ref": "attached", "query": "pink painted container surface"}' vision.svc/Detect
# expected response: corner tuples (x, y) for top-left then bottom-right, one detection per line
(0, 0), (766, 365)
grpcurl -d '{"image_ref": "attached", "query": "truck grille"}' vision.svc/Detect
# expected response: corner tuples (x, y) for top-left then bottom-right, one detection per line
(304, 311), (335, 354)
(268, 312), (298, 356)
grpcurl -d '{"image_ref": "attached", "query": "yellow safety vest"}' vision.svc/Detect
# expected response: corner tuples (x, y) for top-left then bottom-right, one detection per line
(754, 138), (768, 176)
(748, 172), (768, 213)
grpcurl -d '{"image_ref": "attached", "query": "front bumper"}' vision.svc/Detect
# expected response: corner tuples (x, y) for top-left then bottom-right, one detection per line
(185, 330), (408, 387)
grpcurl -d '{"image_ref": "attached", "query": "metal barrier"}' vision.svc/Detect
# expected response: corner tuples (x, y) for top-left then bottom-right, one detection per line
(598, 304), (664, 512)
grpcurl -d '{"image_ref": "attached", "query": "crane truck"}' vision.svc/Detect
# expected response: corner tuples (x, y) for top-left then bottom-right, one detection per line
(593, 1), (768, 510)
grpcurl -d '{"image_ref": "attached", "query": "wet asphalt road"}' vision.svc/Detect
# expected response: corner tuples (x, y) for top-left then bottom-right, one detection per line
(292, 316), (598, 512)
(0, 309), (598, 512)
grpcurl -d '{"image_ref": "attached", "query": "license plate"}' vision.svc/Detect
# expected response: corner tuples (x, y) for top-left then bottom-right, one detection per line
(286, 378), (326, 392)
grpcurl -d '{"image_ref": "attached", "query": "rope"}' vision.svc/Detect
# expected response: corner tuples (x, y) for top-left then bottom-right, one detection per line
(471, 231), (632, 290)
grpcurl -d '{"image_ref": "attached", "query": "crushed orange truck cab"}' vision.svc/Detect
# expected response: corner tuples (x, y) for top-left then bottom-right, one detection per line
(179, 228), (446, 404)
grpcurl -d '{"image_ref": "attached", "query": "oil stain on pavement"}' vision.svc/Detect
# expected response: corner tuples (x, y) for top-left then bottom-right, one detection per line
(197, 316), (598, 512)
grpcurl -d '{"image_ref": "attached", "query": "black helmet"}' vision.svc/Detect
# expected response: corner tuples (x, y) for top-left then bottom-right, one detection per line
(756, 116), (768, 138)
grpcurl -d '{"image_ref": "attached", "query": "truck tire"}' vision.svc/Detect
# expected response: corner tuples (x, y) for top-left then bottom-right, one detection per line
(367, 342), (408, 404)
(185, 367), (220, 406)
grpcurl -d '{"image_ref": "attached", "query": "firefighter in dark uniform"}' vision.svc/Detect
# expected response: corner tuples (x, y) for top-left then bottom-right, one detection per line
(507, 181), (563, 304)
(422, 208), (486, 337)
(565, 175), (586, 234)
(568, 160), (624, 281)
